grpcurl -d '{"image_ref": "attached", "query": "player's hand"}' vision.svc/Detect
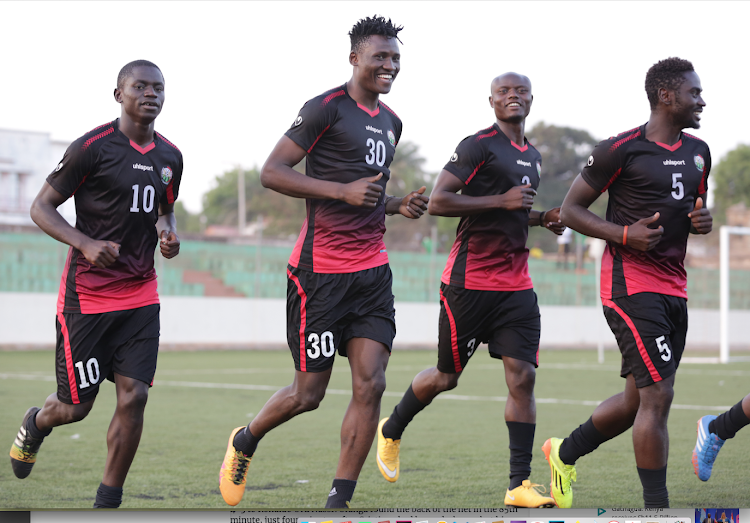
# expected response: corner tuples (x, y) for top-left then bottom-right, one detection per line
(340, 173), (383, 208)
(688, 197), (712, 234)
(399, 186), (429, 219)
(627, 212), (663, 251)
(542, 207), (565, 235)
(82, 239), (120, 268)
(498, 183), (536, 211)
(160, 230), (180, 259)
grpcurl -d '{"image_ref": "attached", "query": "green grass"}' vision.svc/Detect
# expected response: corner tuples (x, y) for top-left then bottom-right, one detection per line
(1, 349), (748, 509)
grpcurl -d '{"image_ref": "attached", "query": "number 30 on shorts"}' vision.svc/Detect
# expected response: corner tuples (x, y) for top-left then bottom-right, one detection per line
(74, 357), (101, 388)
(655, 335), (672, 362)
(307, 331), (335, 359)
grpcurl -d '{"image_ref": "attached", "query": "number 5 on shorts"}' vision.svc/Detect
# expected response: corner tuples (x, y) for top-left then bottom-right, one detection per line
(655, 335), (671, 362)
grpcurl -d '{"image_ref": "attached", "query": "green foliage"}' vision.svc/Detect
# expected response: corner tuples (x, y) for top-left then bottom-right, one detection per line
(2, 349), (749, 508)
(172, 201), (202, 234)
(711, 144), (750, 223)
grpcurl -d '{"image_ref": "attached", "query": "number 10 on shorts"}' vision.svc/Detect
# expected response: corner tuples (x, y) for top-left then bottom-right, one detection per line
(307, 331), (335, 359)
(75, 358), (101, 388)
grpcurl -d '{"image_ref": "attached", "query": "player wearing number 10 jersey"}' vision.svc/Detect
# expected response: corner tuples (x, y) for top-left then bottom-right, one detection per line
(542, 57), (713, 508)
(219, 16), (429, 509)
(9, 60), (182, 509)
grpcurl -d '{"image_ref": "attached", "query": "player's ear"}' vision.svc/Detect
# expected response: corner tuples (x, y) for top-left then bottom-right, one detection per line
(658, 87), (672, 106)
(349, 51), (358, 67)
(114, 88), (122, 103)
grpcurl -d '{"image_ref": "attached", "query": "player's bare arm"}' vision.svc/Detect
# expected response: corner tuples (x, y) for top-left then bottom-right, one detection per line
(689, 196), (712, 234)
(529, 207), (565, 235)
(261, 136), (385, 208)
(385, 186), (428, 218)
(428, 169), (536, 217)
(30, 181), (120, 268)
(157, 202), (180, 259)
(561, 174), (664, 251)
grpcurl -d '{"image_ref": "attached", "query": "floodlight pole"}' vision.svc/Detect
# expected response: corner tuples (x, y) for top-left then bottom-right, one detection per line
(238, 165), (246, 236)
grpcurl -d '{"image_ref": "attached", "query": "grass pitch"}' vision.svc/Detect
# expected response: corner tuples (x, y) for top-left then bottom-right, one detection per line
(1, 348), (748, 509)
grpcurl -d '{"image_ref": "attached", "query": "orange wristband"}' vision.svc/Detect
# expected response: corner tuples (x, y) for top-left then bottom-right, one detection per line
(623, 225), (628, 246)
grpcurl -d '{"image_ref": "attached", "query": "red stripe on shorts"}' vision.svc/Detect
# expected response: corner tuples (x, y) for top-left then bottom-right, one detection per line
(287, 269), (308, 372)
(440, 289), (462, 372)
(57, 312), (80, 404)
(601, 298), (661, 383)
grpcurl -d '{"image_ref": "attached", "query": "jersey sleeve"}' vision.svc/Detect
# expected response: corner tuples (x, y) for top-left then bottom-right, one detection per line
(580, 138), (624, 193)
(443, 136), (488, 185)
(697, 146), (711, 196)
(46, 137), (94, 199)
(163, 152), (183, 205)
(284, 96), (337, 153)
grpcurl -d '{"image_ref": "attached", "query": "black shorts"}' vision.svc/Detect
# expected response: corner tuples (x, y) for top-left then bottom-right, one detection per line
(55, 304), (160, 404)
(602, 293), (687, 388)
(437, 284), (540, 373)
(286, 264), (396, 372)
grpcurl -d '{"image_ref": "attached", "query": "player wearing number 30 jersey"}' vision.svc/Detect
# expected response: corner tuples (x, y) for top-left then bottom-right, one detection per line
(219, 16), (429, 509)
(9, 60), (182, 510)
(543, 57), (713, 509)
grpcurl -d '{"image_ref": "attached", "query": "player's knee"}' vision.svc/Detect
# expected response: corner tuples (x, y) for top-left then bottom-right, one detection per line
(68, 401), (95, 423)
(119, 387), (149, 413)
(509, 365), (536, 395)
(296, 389), (326, 412)
(352, 372), (386, 404)
(437, 371), (459, 392)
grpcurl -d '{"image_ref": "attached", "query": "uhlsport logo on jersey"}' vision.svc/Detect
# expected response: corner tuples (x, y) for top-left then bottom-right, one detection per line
(536, 161), (542, 176)
(450, 152), (458, 162)
(694, 154), (705, 171)
(55, 162), (63, 172)
(387, 129), (396, 147)
(160, 166), (173, 185)
(293, 115), (303, 127)
(587, 155), (594, 166)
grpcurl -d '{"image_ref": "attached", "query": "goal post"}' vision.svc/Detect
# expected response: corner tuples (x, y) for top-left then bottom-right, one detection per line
(720, 225), (750, 363)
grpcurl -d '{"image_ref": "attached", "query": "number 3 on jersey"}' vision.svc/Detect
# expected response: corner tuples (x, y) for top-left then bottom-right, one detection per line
(130, 184), (156, 213)
(365, 138), (386, 167)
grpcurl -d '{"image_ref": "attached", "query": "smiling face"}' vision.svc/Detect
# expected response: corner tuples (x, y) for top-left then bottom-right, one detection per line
(114, 65), (165, 124)
(350, 34), (400, 95)
(489, 73), (533, 124)
(671, 70), (705, 129)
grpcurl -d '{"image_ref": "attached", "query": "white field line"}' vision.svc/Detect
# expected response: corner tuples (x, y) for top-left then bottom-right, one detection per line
(0, 373), (731, 411)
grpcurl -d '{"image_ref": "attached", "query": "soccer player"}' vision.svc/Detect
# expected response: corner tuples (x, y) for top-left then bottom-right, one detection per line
(219, 16), (429, 509)
(376, 72), (565, 508)
(693, 393), (750, 480)
(542, 57), (712, 508)
(8, 59), (182, 509)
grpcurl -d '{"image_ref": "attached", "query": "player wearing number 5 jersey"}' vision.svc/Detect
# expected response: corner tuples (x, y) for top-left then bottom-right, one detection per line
(8, 60), (182, 509)
(219, 16), (428, 509)
(376, 73), (565, 508)
(542, 57), (712, 508)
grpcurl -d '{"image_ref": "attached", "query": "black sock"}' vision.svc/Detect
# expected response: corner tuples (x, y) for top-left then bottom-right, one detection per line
(507, 421), (535, 490)
(637, 465), (669, 508)
(559, 416), (609, 465)
(27, 410), (52, 440)
(233, 426), (261, 456)
(324, 478), (356, 509)
(709, 401), (750, 440)
(382, 384), (429, 440)
(93, 482), (123, 509)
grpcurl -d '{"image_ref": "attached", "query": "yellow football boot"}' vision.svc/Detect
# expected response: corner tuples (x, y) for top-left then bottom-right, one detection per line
(504, 479), (556, 508)
(542, 437), (577, 508)
(376, 418), (400, 482)
(219, 427), (252, 506)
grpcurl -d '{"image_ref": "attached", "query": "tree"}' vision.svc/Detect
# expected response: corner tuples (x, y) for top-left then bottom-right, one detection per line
(172, 201), (203, 234)
(711, 144), (750, 224)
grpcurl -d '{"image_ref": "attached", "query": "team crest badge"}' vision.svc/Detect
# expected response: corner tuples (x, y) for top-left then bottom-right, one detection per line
(536, 161), (542, 176)
(387, 129), (396, 147)
(160, 166), (173, 185)
(694, 154), (705, 171)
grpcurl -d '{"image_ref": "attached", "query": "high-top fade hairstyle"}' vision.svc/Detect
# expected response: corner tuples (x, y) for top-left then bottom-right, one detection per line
(645, 57), (695, 109)
(349, 15), (403, 53)
(117, 60), (162, 90)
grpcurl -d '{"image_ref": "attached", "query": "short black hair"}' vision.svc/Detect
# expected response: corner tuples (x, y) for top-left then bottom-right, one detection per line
(349, 15), (403, 53)
(117, 60), (162, 90)
(645, 57), (695, 109)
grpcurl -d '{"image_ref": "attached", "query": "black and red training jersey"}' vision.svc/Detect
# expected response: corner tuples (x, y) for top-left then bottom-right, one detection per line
(581, 124), (711, 300)
(47, 119), (183, 314)
(441, 123), (542, 291)
(284, 84), (402, 274)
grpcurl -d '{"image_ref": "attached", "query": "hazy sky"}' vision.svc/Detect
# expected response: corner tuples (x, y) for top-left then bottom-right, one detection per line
(2, 1), (747, 212)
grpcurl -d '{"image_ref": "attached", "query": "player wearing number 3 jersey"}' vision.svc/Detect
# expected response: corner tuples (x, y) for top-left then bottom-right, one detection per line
(377, 72), (565, 508)
(219, 16), (429, 509)
(542, 57), (712, 508)
(9, 60), (182, 509)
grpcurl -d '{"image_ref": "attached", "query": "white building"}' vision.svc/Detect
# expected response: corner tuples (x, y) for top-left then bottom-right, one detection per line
(0, 128), (75, 226)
